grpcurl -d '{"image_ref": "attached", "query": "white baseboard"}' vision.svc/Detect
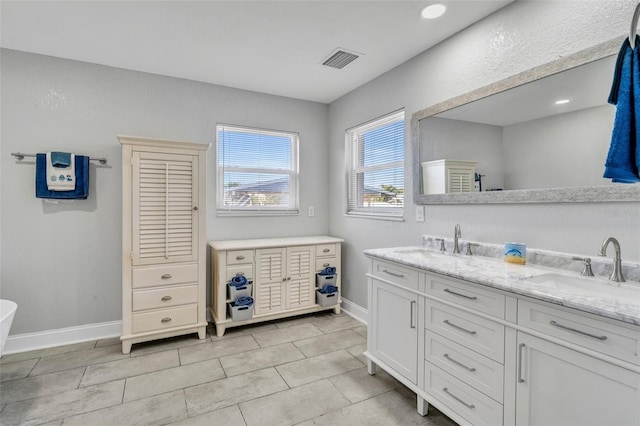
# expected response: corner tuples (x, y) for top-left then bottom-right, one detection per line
(3, 320), (122, 355)
(340, 297), (368, 325)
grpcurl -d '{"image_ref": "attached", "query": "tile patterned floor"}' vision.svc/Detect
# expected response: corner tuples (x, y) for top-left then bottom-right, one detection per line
(0, 312), (458, 426)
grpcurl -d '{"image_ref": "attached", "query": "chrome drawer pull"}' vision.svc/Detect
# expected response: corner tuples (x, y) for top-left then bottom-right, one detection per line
(236, 255), (245, 260)
(444, 288), (477, 300)
(518, 343), (526, 383)
(161, 274), (172, 279)
(549, 320), (607, 341)
(442, 387), (475, 409)
(443, 320), (477, 335)
(161, 317), (172, 323)
(410, 301), (416, 329)
(382, 269), (405, 278)
(323, 263), (330, 267)
(323, 248), (330, 253)
(443, 353), (476, 372)
(161, 296), (172, 302)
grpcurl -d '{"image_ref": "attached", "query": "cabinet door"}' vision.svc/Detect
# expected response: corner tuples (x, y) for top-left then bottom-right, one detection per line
(255, 248), (286, 316)
(132, 152), (198, 265)
(515, 332), (640, 426)
(369, 278), (418, 383)
(286, 246), (314, 309)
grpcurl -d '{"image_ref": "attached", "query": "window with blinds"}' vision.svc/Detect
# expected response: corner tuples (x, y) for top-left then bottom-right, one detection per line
(217, 124), (299, 215)
(346, 110), (405, 218)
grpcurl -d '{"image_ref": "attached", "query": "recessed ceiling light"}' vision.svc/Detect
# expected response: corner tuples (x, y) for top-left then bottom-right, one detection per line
(421, 4), (446, 19)
(555, 99), (570, 105)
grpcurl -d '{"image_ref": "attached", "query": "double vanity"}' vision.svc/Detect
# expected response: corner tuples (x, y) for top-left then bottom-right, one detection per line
(364, 235), (640, 426)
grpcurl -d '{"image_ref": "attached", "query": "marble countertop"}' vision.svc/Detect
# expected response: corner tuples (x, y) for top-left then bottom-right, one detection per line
(364, 243), (640, 326)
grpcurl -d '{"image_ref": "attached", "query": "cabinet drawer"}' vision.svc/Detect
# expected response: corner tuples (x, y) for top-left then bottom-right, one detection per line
(315, 257), (337, 272)
(425, 362), (503, 426)
(226, 264), (254, 281)
(372, 259), (420, 291)
(427, 300), (504, 363)
(427, 274), (505, 319)
(132, 285), (198, 312)
(132, 263), (198, 289)
(132, 304), (197, 334)
(316, 244), (336, 257)
(425, 330), (504, 402)
(518, 300), (640, 365)
(227, 250), (254, 265)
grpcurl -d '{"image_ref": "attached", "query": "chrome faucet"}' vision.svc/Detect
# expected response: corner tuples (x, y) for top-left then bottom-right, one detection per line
(453, 224), (461, 254)
(598, 237), (625, 282)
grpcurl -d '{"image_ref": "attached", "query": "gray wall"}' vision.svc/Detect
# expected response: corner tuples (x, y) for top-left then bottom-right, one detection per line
(1, 50), (329, 334)
(328, 0), (640, 308)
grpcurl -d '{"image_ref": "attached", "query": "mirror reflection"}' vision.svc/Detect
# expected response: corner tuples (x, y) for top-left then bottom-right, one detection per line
(419, 55), (617, 195)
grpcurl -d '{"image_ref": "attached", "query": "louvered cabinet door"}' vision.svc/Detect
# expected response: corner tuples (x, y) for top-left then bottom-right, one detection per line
(448, 168), (474, 193)
(132, 152), (199, 265)
(286, 246), (314, 309)
(254, 248), (286, 316)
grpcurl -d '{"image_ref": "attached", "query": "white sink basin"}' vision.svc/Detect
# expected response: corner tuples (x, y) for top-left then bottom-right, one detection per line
(525, 273), (640, 300)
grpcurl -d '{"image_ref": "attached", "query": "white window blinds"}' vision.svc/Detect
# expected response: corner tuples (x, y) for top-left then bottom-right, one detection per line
(217, 124), (299, 215)
(346, 110), (405, 218)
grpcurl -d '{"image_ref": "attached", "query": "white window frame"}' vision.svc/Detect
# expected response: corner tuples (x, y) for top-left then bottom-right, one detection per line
(216, 124), (299, 216)
(346, 110), (405, 220)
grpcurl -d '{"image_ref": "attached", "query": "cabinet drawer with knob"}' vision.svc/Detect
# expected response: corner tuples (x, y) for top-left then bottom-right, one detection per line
(132, 263), (198, 289)
(372, 259), (420, 290)
(132, 285), (198, 311)
(315, 258), (337, 272)
(227, 250), (254, 265)
(132, 304), (198, 334)
(315, 244), (336, 257)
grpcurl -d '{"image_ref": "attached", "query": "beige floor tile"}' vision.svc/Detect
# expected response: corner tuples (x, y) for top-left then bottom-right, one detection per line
(0, 341), (96, 365)
(0, 366), (84, 405)
(345, 343), (367, 365)
(329, 366), (400, 403)
(167, 404), (246, 426)
(81, 349), (180, 387)
(0, 358), (38, 382)
(276, 350), (363, 388)
(310, 389), (433, 426)
(184, 367), (288, 417)
(30, 344), (129, 376)
(353, 325), (367, 338)
(179, 334), (259, 365)
(312, 314), (363, 333)
(130, 333), (209, 357)
(123, 358), (224, 403)
(293, 329), (365, 357)
(220, 342), (305, 377)
(211, 322), (278, 340)
(63, 389), (187, 425)
(239, 379), (350, 426)
(0, 379), (124, 425)
(273, 312), (331, 329)
(252, 323), (323, 348)
(95, 336), (122, 348)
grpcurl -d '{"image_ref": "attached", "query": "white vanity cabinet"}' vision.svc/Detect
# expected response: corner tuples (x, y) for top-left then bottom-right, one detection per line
(120, 135), (210, 354)
(210, 236), (343, 337)
(513, 300), (640, 426)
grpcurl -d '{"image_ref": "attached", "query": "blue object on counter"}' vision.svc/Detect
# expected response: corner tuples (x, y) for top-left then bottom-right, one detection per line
(234, 296), (253, 306)
(229, 275), (248, 287)
(319, 285), (338, 294)
(318, 267), (336, 276)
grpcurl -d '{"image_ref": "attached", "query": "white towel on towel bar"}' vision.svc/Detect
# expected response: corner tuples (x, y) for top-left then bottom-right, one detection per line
(46, 152), (76, 191)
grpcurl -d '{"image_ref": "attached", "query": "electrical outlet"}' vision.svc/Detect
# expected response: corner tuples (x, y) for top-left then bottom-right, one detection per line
(308, 206), (315, 217)
(415, 206), (424, 222)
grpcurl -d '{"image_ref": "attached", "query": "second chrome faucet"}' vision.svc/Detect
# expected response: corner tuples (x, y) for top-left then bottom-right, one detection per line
(599, 237), (625, 282)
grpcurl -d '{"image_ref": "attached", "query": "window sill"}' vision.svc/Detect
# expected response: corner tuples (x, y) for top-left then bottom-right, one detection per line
(345, 212), (405, 222)
(217, 210), (299, 217)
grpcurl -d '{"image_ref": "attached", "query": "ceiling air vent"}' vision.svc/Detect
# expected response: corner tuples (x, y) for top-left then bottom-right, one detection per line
(321, 48), (361, 69)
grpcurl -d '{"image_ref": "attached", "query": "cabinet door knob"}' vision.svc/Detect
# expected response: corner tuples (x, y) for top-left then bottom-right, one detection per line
(161, 317), (172, 323)
(323, 248), (330, 253)
(193, 206), (198, 211)
(161, 296), (172, 302)
(161, 274), (172, 279)
(236, 255), (245, 260)
(323, 263), (330, 267)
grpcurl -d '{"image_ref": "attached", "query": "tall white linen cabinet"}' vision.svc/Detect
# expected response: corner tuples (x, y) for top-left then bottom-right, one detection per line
(119, 135), (210, 354)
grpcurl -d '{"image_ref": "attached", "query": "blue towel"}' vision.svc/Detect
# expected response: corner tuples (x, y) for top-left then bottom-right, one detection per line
(318, 267), (336, 276)
(50, 152), (71, 167)
(229, 275), (248, 287)
(604, 35), (640, 183)
(234, 296), (253, 306)
(36, 154), (89, 199)
(319, 285), (338, 294)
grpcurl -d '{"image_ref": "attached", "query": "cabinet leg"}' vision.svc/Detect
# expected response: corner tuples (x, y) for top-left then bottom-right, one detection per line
(197, 326), (206, 340)
(417, 395), (429, 417)
(367, 358), (377, 375)
(122, 341), (132, 355)
(333, 305), (341, 314)
(215, 324), (226, 338)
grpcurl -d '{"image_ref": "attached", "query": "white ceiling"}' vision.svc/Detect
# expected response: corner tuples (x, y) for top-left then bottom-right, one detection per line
(0, 0), (512, 103)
